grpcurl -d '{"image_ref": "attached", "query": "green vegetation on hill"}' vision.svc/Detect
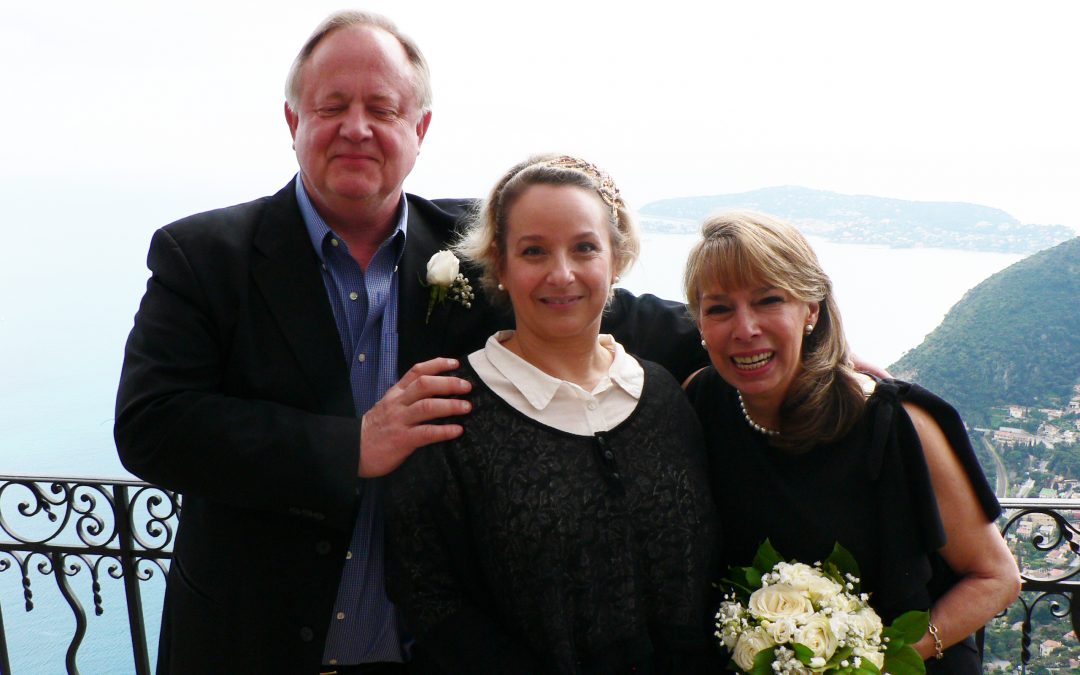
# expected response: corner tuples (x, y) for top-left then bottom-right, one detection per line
(890, 236), (1080, 424)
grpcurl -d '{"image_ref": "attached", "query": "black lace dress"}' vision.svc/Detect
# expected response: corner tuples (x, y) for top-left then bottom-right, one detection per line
(685, 368), (1001, 674)
(386, 359), (718, 675)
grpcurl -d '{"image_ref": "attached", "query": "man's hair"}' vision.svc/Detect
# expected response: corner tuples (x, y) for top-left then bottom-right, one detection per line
(284, 10), (432, 115)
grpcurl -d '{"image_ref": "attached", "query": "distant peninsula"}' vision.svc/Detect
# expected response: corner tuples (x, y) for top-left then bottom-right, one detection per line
(638, 186), (1074, 254)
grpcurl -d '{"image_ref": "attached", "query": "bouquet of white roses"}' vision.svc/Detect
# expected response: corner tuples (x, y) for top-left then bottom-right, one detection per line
(716, 541), (927, 675)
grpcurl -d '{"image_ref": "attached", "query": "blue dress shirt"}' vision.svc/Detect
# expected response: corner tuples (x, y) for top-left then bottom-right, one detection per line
(296, 176), (405, 665)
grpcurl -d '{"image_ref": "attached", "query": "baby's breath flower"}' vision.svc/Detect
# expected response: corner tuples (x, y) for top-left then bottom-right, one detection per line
(422, 252), (474, 323)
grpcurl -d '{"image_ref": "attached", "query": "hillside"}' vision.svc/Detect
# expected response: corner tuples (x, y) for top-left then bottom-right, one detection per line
(890, 236), (1080, 424)
(639, 186), (1074, 254)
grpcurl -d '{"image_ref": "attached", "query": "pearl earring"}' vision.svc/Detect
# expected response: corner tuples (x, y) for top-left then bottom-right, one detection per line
(701, 339), (707, 348)
(497, 283), (505, 291)
(805, 324), (814, 335)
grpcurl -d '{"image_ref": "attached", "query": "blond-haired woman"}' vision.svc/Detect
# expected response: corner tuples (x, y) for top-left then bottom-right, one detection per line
(683, 211), (1019, 673)
(386, 155), (717, 674)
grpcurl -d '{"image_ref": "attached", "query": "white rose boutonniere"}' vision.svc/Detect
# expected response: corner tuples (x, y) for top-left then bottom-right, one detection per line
(422, 250), (474, 323)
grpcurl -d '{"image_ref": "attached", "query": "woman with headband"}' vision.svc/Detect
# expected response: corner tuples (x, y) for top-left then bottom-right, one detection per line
(386, 154), (717, 674)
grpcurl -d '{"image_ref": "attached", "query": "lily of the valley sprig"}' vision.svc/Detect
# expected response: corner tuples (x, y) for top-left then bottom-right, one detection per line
(422, 250), (474, 323)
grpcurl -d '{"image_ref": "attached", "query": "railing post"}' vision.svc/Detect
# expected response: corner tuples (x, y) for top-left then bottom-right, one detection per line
(114, 483), (152, 675)
(0, 597), (10, 675)
(53, 550), (85, 675)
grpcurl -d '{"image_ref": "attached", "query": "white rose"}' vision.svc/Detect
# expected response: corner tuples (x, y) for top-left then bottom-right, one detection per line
(748, 584), (813, 621)
(732, 626), (776, 672)
(827, 610), (853, 641)
(846, 608), (884, 640)
(775, 562), (813, 582)
(777, 563), (843, 599)
(766, 616), (798, 644)
(426, 250), (459, 286)
(853, 647), (885, 669)
(794, 615), (838, 661)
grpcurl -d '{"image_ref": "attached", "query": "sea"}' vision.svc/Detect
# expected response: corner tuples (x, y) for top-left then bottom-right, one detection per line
(0, 227), (1023, 673)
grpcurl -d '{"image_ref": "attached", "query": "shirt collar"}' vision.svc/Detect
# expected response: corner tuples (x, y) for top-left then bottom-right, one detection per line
(294, 174), (408, 264)
(483, 330), (644, 411)
(605, 335), (645, 397)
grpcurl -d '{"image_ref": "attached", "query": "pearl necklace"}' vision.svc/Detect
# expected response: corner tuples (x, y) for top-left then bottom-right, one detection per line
(737, 391), (780, 437)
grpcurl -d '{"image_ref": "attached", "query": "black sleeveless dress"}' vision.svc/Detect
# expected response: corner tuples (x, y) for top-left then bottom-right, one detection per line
(685, 368), (1001, 674)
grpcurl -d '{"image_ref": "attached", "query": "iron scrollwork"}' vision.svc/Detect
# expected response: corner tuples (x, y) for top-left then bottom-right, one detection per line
(996, 498), (1080, 673)
(0, 475), (180, 675)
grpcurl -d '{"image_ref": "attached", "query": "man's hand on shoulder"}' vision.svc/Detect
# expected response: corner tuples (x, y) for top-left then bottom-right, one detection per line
(851, 353), (892, 380)
(358, 358), (472, 477)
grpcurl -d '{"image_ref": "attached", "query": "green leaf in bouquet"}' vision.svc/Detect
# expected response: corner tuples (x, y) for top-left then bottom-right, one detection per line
(823, 542), (861, 583)
(791, 642), (815, 664)
(882, 643), (926, 675)
(751, 539), (784, 575)
(721, 566), (762, 596)
(824, 644), (854, 669)
(883, 610), (930, 647)
(852, 658), (882, 674)
(750, 646), (778, 675)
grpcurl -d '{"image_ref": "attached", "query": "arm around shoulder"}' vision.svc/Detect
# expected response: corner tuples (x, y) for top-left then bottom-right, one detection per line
(902, 402), (1021, 660)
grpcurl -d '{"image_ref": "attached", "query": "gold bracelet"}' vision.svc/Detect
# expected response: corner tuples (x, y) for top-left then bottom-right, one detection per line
(927, 619), (944, 660)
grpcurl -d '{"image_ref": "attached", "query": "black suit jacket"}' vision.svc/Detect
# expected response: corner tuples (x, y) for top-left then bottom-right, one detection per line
(114, 180), (706, 674)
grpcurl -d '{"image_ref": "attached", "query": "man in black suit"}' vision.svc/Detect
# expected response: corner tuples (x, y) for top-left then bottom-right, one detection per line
(115, 9), (704, 675)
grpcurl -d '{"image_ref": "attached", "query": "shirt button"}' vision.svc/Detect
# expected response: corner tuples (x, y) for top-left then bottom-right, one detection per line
(315, 541), (331, 555)
(330, 238), (339, 247)
(587, 402), (597, 410)
(336, 612), (346, 620)
(299, 627), (314, 642)
(349, 291), (359, 301)
(603, 450), (614, 460)
(357, 353), (366, 363)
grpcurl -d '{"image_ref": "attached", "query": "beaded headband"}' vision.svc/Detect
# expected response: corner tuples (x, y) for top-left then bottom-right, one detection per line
(535, 155), (624, 224)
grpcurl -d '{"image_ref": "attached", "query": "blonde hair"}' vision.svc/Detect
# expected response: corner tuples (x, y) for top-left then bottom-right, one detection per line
(683, 210), (865, 451)
(456, 154), (639, 305)
(284, 10), (432, 115)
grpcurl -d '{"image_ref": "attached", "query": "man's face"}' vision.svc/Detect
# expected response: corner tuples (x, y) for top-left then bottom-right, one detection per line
(286, 25), (430, 220)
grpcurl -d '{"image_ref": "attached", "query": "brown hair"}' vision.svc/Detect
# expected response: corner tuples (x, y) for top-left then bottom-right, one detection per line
(683, 210), (866, 451)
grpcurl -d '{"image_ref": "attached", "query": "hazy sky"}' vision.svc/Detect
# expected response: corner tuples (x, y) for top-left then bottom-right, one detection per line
(4, 0), (1079, 230)
(1, 0), (1075, 477)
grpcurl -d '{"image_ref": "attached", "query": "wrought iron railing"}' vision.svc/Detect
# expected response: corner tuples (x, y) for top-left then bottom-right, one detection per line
(1, 477), (1078, 673)
(0, 475), (180, 675)
(994, 498), (1080, 671)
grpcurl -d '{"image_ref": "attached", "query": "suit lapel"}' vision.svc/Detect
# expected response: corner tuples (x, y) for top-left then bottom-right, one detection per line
(250, 184), (354, 416)
(397, 198), (449, 374)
